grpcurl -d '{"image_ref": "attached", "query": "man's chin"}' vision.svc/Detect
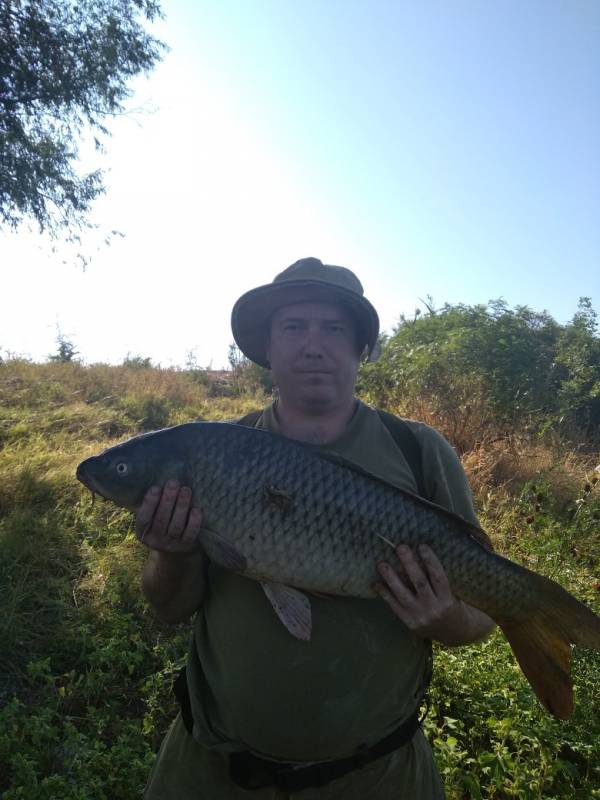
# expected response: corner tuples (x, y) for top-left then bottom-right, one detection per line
(298, 387), (337, 409)
(297, 371), (332, 381)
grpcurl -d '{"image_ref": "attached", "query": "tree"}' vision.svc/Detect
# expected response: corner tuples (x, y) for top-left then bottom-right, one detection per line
(48, 330), (79, 362)
(0, 0), (165, 239)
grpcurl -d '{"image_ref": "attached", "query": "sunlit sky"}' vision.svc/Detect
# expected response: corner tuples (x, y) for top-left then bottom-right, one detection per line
(2, 1), (599, 368)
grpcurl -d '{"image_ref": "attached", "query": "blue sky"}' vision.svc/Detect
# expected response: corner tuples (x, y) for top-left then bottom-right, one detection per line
(2, 0), (599, 367)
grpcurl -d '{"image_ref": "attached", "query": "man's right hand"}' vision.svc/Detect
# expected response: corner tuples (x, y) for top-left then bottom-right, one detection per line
(135, 480), (204, 554)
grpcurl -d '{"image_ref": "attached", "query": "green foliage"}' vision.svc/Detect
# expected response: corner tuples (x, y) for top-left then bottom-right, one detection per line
(118, 394), (172, 430)
(424, 470), (600, 800)
(0, 358), (598, 798)
(122, 354), (154, 370)
(0, 0), (165, 239)
(48, 332), (79, 363)
(427, 642), (600, 799)
(553, 298), (600, 438)
(359, 298), (600, 450)
(184, 349), (211, 387)
(228, 343), (274, 396)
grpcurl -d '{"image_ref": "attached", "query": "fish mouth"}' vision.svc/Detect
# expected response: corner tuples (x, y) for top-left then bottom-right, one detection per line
(76, 464), (113, 504)
(76, 463), (138, 512)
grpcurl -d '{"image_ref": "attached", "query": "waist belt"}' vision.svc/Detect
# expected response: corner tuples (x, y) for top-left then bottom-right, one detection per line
(229, 709), (422, 793)
(174, 666), (427, 793)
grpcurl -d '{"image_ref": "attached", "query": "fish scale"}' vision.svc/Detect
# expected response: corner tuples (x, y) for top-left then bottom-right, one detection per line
(185, 425), (530, 606)
(76, 420), (600, 719)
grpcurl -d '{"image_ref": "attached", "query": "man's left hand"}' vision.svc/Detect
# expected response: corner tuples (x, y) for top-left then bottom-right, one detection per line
(374, 544), (495, 646)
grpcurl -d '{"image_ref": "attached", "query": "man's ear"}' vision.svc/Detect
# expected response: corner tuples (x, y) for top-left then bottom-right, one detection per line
(264, 332), (271, 369)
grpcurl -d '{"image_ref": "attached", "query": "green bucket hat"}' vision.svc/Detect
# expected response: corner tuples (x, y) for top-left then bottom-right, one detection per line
(231, 257), (380, 368)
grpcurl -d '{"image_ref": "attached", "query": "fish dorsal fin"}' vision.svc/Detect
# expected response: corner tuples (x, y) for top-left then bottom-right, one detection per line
(261, 581), (312, 641)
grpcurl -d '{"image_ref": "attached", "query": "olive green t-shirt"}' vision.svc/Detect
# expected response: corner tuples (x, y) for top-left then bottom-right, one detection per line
(186, 401), (479, 762)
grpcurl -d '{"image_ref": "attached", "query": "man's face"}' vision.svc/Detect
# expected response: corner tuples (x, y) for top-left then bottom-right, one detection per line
(266, 301), (362, 412)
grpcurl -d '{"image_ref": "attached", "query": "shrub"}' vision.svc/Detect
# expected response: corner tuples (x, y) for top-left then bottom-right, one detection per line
(359, 298), (600, 449)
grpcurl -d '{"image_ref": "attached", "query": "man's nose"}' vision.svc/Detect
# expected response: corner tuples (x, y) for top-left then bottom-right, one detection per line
(302, 329), (325, 358)
(303, 348), (324, 359)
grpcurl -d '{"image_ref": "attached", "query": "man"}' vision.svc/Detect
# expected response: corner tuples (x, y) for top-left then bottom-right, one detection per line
(141, 257), (494, 799)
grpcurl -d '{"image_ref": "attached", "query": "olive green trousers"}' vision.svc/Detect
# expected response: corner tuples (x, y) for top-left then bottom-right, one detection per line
(144, 714), (445, 799)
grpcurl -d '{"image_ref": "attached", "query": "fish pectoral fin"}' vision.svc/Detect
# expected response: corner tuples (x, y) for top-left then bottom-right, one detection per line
(200, 528), (247, 572)
(261, 581), (312, 641)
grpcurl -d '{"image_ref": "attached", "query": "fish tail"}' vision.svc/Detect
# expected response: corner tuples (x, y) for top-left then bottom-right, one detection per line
(498, 571), (600, 720)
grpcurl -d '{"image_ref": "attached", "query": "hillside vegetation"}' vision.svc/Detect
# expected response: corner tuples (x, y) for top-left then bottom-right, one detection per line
(1, 299), (599, 799)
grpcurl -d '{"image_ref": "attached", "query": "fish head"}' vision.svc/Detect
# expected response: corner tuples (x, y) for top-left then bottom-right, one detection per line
(76, 428), (190, 511)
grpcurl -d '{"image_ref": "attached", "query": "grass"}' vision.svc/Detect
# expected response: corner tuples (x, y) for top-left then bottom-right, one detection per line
(1, 359), (599, 799)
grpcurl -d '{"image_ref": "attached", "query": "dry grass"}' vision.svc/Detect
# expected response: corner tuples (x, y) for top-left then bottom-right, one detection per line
(461, 435), (599, 508)
(383, 393), (599, 509)
(0, 359), (209, 408)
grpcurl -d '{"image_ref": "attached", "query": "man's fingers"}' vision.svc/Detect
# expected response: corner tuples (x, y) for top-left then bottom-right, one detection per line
(376, 561), (417, 607)
(167, 486), (193, 537)
(135, 485), (162, 538)
(417, 544), (452, 597)
(395, 545), (435, 599)
(168, 489), (204, 546)
(151, 480), (180, 532)
(376, 546), (465, 639)
(182, 507), (203, 541)
(135, 483), (203, 553)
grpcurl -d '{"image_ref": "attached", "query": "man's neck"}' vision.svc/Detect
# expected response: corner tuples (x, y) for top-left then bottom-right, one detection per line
(274, 397), (358, 444)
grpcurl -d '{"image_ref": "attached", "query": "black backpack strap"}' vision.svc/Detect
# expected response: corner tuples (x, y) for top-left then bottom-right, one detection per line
(237, 410), (263, 427)
(376, 409), (427, 499)
(375, 409), (433, 708)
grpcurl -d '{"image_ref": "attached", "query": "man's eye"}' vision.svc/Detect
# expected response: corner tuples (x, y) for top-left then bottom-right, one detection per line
(327, 324), (345, 334)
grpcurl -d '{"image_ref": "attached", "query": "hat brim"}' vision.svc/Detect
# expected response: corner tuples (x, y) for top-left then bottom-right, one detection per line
(231, 280), (380, 368)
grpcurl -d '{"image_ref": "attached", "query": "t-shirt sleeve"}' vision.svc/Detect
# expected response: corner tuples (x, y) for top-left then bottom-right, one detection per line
(412, 422), (480, 528)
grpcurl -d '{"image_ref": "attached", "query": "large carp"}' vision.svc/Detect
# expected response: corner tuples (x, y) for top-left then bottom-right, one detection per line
(76, 421), (600, 719)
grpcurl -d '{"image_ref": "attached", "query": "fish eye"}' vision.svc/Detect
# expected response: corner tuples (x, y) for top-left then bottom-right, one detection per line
(116, 462), (129, 476)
